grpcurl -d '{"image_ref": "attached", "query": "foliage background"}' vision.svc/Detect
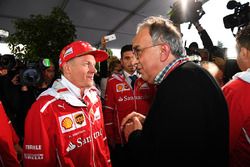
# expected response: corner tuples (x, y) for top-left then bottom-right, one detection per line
(6, 7), (76, 70)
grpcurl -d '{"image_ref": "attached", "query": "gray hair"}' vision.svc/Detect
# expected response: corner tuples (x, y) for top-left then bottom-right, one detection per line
(136, 16), (185, 57)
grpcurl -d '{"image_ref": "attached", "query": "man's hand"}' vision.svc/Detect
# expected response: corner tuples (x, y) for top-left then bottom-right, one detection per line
(101, 36), (107, 49)
(120, 112), (145, 142)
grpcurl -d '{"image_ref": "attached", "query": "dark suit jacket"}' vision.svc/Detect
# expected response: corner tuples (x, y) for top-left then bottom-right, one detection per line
(127, 61), (229, 167)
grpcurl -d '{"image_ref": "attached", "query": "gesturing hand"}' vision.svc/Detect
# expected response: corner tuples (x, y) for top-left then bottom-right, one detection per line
(120, 112), (145, 142)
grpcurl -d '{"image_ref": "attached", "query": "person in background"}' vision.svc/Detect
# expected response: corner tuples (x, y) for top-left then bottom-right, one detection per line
(184, 20), (213, 62)
(223, 58), (241, 84)
(222, 25), (250, 167)
(37, 58), (56, 91)
(121, 15), (229, 167)
(193, 20), (214, 56)
(98, 36), (112, 88)
(200, 61), (224, 87)
(209, 46), (227, 72)
(100, 57), (122, 100)
(23, 40), (111, 167)
(0, 54), (21, 132)
(103, 44), (156, 167)
(193, 20), (241, 84)
(0, 55), (26, 149)
(187, 42), (199, 55)
(0, 101), (21, 167)
(108, 58), (122, 75)
(14, 58), (56, 146)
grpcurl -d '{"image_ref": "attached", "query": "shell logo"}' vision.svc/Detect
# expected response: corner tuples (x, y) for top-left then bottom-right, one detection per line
(116, 84), (123, 92)
(61, 117), (73, 130)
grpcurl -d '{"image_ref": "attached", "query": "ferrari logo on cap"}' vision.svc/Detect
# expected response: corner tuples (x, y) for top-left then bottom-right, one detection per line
(64, 47), (73, 58)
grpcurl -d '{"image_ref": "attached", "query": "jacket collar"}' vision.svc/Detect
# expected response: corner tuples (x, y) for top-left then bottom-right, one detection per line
(233, 68), (250, 83)
(38, 76), (99, 107)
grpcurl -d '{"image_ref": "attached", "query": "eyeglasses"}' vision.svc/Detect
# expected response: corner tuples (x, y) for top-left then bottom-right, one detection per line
(132, 43), (166, 58)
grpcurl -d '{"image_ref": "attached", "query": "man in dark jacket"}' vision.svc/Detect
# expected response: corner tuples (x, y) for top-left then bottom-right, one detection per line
(121, 16), (229, 167)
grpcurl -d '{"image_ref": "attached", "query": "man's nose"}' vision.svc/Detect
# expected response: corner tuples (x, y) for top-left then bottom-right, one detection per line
(89, 64), (97, 73)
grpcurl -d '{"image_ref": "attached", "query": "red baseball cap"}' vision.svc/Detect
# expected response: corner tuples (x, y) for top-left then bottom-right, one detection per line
(59, 40), (108, 68)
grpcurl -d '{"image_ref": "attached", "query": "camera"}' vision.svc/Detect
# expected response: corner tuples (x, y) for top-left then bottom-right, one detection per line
(19, 58), (51, 87)
(170, 0), (205, 25)
(223, 0), (250, 30)
(0, 54), (16, 70)
(19, 62), (42, 86)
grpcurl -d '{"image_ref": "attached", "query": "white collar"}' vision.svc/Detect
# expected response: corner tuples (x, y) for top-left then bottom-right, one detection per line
(233, 68), (250, 83)
(38, 76), (86, 107)
(61, 75), (81, 99)
(123, 70), (138, 78)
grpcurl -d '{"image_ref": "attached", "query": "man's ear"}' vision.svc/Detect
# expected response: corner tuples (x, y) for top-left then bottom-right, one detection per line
(241, 47), (250, 58)
(244, 47), (250, 56)
(244, 47), (250, 62)
(62, 62), (71, 75)
(160, 44), (170, 61)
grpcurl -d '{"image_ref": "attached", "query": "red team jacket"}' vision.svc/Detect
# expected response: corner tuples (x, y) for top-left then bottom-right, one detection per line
(23, 79), (111, 167)
(222, 70), (250, 167)
(0, 101), (20, 167)
(103, 73), (156, 145)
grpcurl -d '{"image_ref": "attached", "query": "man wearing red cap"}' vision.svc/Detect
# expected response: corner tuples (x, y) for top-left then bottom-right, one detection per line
(0, 101), (21, 167)
(23, 41), (111, 167)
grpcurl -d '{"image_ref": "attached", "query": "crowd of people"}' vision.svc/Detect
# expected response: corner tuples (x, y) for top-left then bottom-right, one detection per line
(0, 14), (250, 167)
